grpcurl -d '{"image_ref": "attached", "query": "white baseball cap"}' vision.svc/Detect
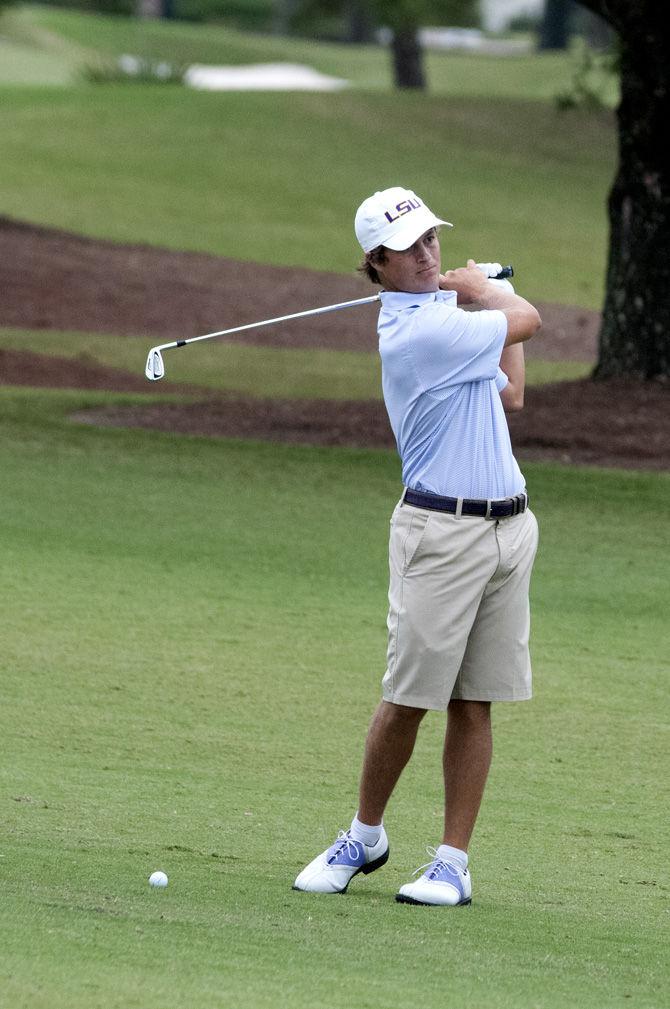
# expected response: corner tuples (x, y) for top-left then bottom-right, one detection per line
(355, 186), (452, 253)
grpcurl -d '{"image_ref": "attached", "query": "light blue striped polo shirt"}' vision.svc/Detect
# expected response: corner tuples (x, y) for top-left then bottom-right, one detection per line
(378, 289), (525, 500)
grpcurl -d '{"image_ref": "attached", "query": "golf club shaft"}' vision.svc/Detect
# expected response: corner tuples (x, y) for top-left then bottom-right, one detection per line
(152, 265), (513, 356)
(153, 294), (382, 356)
(145, 264), (514, 379)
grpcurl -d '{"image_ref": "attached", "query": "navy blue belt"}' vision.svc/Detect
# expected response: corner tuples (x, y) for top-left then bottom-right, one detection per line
(403, 488), (528, 520)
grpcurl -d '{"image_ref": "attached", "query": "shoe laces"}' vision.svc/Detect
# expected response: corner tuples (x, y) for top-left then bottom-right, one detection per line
(328, 830), (361, 863)
(412, 846), (463, 880)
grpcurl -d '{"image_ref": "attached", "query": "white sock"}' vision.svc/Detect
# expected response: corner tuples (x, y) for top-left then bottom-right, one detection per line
(350, 814), (382, 847)
(437, 844), (468, 870)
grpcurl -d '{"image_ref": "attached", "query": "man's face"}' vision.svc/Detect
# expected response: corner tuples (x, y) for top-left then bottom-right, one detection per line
(373, 228), (441, 293)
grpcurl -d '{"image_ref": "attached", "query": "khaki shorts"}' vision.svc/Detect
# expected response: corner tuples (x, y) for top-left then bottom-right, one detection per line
(382, 496), (539, 710)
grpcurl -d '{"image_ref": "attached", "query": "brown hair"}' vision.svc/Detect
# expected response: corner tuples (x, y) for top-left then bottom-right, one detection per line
(357, 246), (387, 286)
(357, 226), (440, 285)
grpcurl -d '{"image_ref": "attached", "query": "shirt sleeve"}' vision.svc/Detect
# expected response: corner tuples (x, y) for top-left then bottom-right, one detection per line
(409, 303), (507, 395)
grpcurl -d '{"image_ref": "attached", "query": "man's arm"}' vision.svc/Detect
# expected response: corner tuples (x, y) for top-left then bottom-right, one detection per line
(499, 344), (525, 412)
(440, 259), (541, 346)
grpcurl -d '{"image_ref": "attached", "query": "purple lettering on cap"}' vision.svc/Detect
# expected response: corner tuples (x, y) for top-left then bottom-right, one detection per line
(384, 197), (422, 224)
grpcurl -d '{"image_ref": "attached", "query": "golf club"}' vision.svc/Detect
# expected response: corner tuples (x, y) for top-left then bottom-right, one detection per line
(144, 264), (514, 381)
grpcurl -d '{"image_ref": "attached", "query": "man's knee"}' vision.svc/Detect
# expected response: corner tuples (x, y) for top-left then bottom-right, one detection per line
(447, 699), (491, 728)
(376, 699), (427, 731)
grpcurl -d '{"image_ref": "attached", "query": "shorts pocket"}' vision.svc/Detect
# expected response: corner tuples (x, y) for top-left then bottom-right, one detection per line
(395, 508), (431, 574)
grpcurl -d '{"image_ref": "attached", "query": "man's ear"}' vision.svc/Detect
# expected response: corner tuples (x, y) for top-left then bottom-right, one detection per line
(368, 248), (386, 266)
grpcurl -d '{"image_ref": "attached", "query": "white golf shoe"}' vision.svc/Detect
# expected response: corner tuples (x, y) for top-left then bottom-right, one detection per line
(293, 828), (389, 894)
(396, 848), (472, 906)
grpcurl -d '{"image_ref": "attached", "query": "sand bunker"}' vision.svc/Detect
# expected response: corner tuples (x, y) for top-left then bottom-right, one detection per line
(183, 63), (348, 92)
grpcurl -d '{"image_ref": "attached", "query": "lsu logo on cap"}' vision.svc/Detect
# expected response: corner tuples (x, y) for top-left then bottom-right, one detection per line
(384, 196), (422, 224)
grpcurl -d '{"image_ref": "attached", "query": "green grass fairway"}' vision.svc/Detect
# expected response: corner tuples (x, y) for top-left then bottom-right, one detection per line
(3, 5), (619, 105)
(0, 327), (592, 396)
(1, 387), (668, 1009)
(0, 12), (658, 1005)
(0, 36), (74, 85)
(0, 76), (615, 309)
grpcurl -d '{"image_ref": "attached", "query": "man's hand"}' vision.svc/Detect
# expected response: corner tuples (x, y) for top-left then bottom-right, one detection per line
(475, 262), (504, 279)
(475, 262), (515, 294)
(440, 258), (541, 346)
(439, 259), (491, 304)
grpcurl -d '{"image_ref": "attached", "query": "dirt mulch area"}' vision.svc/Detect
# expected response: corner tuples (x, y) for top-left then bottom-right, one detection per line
(507, 378), (669, 469)
(70, 379), (669, 471)
(0, 347), (198, 394)
(0, 214), (597, 360)
(1, 216), (668, 471)
(0, 343), (209, 395)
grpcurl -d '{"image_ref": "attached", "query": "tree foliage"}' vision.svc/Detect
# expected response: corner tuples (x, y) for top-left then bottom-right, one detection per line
(287, 0), (476, 34)
(369, 0), (475, 32)
(288, 1), (476, 87)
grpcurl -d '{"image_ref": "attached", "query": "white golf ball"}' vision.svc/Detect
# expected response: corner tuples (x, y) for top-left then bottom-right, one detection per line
(149, 870), (168, 888)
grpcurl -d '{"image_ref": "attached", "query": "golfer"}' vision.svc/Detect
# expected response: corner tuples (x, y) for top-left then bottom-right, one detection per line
(293, 187), (542, 905)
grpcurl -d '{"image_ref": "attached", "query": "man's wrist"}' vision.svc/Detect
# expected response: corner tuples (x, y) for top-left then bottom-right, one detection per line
(477, 282), (520, 309)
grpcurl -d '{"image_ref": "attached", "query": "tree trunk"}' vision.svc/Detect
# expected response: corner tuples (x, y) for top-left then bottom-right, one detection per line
(273, 0), (298, 36)
(346, 1), (375, 44)
(538, 0), (574, 51)
(579, 8), (613, 51)
(391, 27), (426, 90)
(593, 13), (670, 380)
(136, 0), (163, 18)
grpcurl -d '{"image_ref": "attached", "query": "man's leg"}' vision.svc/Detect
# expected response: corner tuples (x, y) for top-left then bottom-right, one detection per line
(358, 700), (427, 825)
(442, 699), (492, 849)
(293, 700), (425, 894)
(396, 699), (491, 906)
(397, 511), (537, 904)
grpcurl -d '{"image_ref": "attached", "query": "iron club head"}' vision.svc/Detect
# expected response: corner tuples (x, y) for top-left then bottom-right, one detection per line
(145, 348), (165, 381)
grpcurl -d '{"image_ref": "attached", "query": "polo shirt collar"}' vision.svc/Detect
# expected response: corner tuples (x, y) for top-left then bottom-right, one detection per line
(379, 289), (457, 309)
